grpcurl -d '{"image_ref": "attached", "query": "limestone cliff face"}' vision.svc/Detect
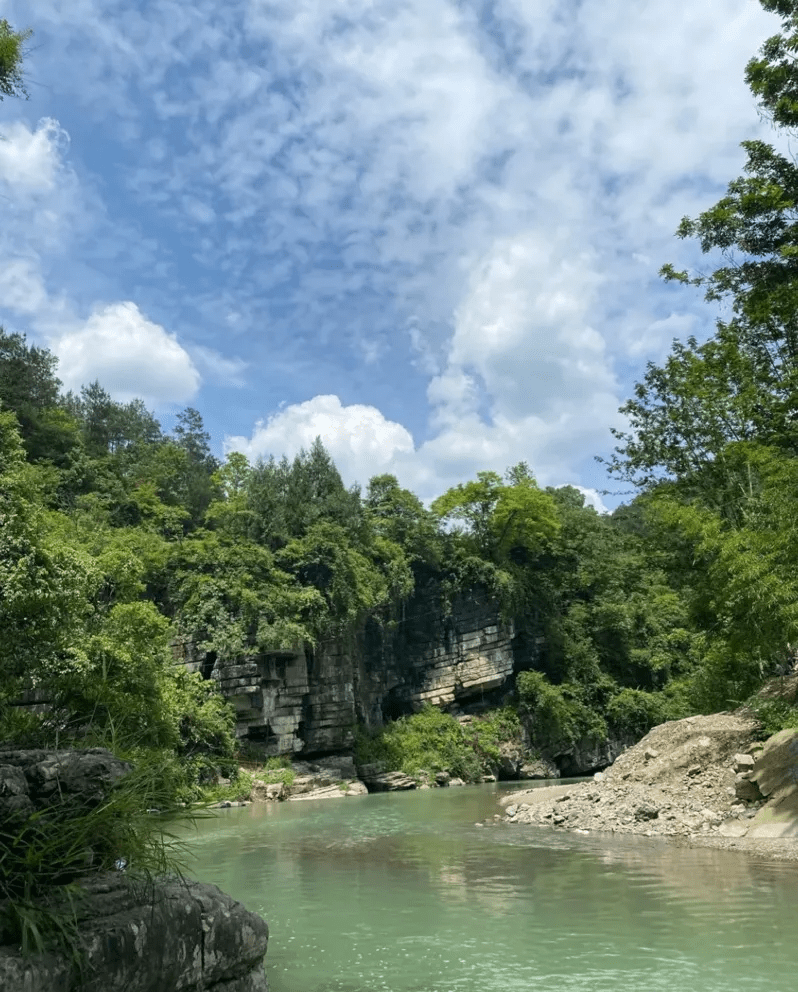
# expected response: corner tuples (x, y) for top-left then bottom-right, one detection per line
(176, 582), (539, 756)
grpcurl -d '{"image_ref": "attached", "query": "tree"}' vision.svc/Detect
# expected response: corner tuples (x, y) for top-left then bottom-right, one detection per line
(365, 474), (439, 565)
(171, 407), (218, 527)
(606, 0), (798, 702)
(0, 411), (98, 694)
(173, 407), (213, 466)
(0, 329), (80, 465)
(205, 452), (254, 538)
(610, 1), (798, 496)
(0, 19), (31, 100)
(284, 437), (363, 539)
(431, 467), (559, 563)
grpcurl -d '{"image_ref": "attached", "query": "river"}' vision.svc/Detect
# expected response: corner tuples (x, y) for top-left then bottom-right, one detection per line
(185, 781), (798, 992)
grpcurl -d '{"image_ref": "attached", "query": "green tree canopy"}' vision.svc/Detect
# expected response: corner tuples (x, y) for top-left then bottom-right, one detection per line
(0, 19), (31, 100)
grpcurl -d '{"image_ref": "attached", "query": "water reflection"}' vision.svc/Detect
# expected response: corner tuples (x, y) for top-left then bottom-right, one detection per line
(184, 783), (798, 992)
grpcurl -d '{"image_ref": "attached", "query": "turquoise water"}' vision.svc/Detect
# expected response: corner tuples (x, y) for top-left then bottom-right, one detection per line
(185, 782), (798, 992)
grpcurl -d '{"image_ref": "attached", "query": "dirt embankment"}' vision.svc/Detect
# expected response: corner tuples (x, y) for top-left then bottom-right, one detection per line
(498, 712), (798, 861)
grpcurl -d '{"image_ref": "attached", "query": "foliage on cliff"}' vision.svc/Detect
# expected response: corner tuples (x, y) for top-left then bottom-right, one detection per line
(0, 319), (714, 779)
(354, 705), (524, 783)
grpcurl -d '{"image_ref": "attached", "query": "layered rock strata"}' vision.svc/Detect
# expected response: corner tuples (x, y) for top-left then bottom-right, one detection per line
(176, 583), (531, 757)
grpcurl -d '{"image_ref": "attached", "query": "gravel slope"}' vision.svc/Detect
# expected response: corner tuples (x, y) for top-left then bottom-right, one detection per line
(496, 713), (798, 862)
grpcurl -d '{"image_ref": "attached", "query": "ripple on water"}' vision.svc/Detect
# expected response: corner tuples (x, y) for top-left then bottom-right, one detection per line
(184, 786), (798, 992)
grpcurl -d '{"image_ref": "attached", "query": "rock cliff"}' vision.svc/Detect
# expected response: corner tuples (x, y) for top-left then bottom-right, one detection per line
(176, 582), (536, 757)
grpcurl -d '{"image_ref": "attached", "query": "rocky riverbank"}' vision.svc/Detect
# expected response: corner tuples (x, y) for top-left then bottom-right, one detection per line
(216, 749), (559, 806)
(495, 713), (798, 861)
(0, 749), (270, 991)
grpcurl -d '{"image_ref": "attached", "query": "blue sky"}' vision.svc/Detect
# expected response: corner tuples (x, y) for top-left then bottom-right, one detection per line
(0, 0), (779, 509)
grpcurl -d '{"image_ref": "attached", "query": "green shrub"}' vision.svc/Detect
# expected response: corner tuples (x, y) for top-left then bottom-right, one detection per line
(355, 704), (525, 782)
(746, 697), (798, 738)
(606, 688), (667, 737)
(355, 706), (480, 781)
(517, 670), (606, 748)
(253, 759), (295, 787)
(468, 707), (522, 765)
(196, 769), (255, 803)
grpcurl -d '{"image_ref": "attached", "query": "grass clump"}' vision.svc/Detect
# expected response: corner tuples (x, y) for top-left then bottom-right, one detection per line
(745, 678), (798, 738)
(0, 747), (196, 963)
(193, 755), (297, 803)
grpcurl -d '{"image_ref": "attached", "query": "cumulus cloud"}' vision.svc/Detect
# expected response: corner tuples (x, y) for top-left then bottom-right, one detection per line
(225, 395), (415, 489)
(0, 0), (783, 501)
(226, 391), (617, 508)
(52, 302), (201, 407)
(0, 119), (68, 194)
(0, 257), (49, 315)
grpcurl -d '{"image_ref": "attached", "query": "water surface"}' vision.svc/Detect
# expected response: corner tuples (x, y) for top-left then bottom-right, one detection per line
(185, 782), (798, 992)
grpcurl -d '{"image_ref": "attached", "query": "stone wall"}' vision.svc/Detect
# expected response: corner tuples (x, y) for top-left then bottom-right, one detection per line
(176, 581), (541, 757)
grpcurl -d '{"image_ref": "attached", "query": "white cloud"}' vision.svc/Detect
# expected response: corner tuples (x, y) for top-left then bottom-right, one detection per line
(190, 344), (248, 387)
(0, 119), (68, 194)
(0, 0), (784, 504)
(226, 390), (618, 510)
(416, 232), (623, 489)
(225, 394), (415, 488)
(52, 302), (201, 407)
(0, 257), (49, 315)
(573, 486), (610, 515)
(0, 114), (203, 412)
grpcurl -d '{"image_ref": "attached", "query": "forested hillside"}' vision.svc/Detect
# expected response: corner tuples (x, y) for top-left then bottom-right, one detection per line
(0, 324), (703, 762)
(5, 0), (798, 953)
(2, 294), (789, 781)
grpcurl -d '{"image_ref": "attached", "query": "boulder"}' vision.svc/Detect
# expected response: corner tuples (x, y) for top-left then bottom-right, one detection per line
(288, 784), (349, 800)
(519, 758), (559, 780)
(252, 780), (285, 801)
(496, 743), (523, 779)
(0, 748), (132, 814)
(365, 771), (417, 792)
(718, 819), (749, 838)
(0, 875), (269, 992)
(746, 729), (798, 838)
(311, 754), (358, 779)
(356, 762), (387, 781)
(734, 772), (763, 802)
(435, 771), (451, 787)
(749, 729), (798, 798)
(0, 763), (34, 818)
(733, 753), (755, 774)
(553, 736), (629, 776)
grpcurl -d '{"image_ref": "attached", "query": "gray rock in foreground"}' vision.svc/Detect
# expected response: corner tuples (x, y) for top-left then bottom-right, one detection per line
(0, 874), (269, 992)
(0, 749), (269, 992)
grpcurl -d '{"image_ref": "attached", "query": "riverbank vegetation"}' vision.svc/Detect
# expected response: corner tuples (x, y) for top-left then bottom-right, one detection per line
(5, 0), (798, 953)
